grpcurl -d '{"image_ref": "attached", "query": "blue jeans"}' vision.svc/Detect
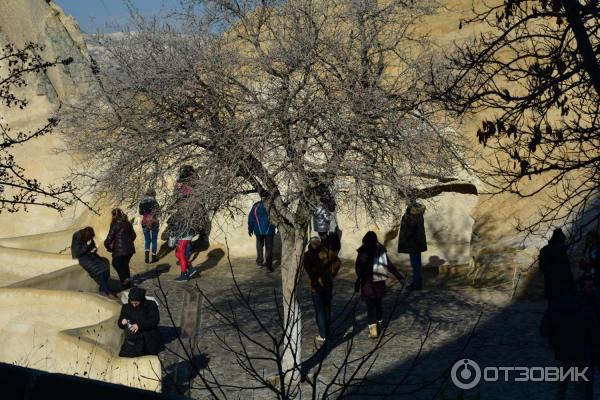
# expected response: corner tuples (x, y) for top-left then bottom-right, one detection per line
(311, 291), (332, 338)
(143, 225), (159, 254)
(186, 241), (192, 260)
(409, 253), (422, 288)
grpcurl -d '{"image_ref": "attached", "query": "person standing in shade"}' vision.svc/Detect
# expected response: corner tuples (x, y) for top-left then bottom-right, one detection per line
(539, 228), (573, 301)
(540, 280), (598, 400)
(104, 208), (136, 290)
(139, 188), (160, 264)
(397, 198), (427, 291)
(248, 191), (276, 272)
(71, 227), (117, 300)
(303, 236), (341, 343)
(356, 231), (405, 339)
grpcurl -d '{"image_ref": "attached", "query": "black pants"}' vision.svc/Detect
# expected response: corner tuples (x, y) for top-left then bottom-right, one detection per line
(255, 235), (274, 266)
(112, 253), (133, 282)
(365, 298), (383, 325)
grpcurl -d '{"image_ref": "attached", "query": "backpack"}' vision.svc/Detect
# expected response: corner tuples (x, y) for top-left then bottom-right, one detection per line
(372, 247), (389, 282)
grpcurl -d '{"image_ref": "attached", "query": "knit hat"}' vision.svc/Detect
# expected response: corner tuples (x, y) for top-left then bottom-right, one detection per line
(128, 287), (146, 302)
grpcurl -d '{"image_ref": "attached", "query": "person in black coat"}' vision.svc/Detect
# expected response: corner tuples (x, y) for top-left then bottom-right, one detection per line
(540, 280), (598, 399)
(356, 231), (405, 339)
(539, 228), (573, 301)
(104, 208), (137, 290)
(118, 287), (164, 357)
(397, 199), (427, 291)
(71, 227), (117, 300)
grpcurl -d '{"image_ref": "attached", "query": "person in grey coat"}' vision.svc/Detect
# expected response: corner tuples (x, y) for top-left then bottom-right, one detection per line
(71, 226), (117, 300)
(397, 199), (427, 291)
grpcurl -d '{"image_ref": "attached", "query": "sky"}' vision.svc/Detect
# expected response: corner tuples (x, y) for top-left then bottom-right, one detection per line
(53, 0), (187, 33)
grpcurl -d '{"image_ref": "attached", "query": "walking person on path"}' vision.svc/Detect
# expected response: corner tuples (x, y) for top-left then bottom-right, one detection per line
(397, 198), (427, 291)
(248, 191), (276, 272)
(303, 236), (342, 343)
(104, 208), (136, 290)
(169, 209), (199, 283)
(71, 226), (117, 300)
(539, 228), (574, 301)
(139, 188), (161, 264)
(356, 231), (405, 339)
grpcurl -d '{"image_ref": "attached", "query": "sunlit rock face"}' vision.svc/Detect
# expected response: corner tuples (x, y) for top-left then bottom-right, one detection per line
(0, 289), (161, 391)
(0, 0), (558, 273)
(0, 0), (98, 238)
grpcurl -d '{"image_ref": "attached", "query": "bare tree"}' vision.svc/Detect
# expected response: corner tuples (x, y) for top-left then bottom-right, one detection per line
(0, 42), (81, 213)
(431, 0), (600, 237)
(65, 0), (461, 381)
(150, 248), (472, 399)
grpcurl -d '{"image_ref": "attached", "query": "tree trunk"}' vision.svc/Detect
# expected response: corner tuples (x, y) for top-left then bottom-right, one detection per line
(278, 226), (306, 384)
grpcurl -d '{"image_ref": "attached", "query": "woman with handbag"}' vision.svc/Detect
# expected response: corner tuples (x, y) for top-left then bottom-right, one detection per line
(117, 287), (164, 357)
(104, 208), (136, 290)
(355, 231), (405, 339)
(139, 188), (161, 264)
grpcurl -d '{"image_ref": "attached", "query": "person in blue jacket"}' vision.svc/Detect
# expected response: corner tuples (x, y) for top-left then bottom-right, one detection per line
(248, 191), (276, 271)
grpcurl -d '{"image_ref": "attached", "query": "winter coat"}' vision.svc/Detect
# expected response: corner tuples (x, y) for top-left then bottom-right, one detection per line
(104, 220), (137, 257)
(539, 243), (573, 300)
(71, 232), (109, 277)
(303, 242), (341, 294)
(117, 299), (164, 356)
(138, 196), (160, 229)
(540, 293), (600, 363)
(355, 243), (403, 300)
(166, 212), (194, 241)
(248, 201), (275, 236)
(397, 204), (427, 254)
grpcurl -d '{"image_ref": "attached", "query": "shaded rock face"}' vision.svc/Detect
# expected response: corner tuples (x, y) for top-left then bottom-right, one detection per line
(0, 0), (94, 104)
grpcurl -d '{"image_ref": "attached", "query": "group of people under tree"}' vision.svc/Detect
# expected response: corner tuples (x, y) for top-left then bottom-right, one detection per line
(70, 168), (431, 356)
(539, 226), (600, 400)
(249, 191), (429, 342)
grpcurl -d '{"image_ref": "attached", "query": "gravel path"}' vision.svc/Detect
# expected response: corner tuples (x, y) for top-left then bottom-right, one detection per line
(128, 248), (594, 400)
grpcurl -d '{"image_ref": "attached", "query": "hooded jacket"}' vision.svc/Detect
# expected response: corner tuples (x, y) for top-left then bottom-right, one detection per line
(71, 231), (109, 277)
(118, 289), (164, 356)
(539, 241), (573, 300)
(248, 201), (275, 236)
(397, 204), (427, 254)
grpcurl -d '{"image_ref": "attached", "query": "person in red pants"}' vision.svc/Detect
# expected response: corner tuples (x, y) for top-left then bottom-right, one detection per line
(170, 211), (199, 283)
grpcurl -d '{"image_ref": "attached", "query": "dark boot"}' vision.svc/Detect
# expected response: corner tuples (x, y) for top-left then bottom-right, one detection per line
(144, 251), (150, 264)
(151, 254), (158, 263)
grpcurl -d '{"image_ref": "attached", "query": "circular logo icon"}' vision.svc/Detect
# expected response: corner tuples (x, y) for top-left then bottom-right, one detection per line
(451, 359), (482, 390)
